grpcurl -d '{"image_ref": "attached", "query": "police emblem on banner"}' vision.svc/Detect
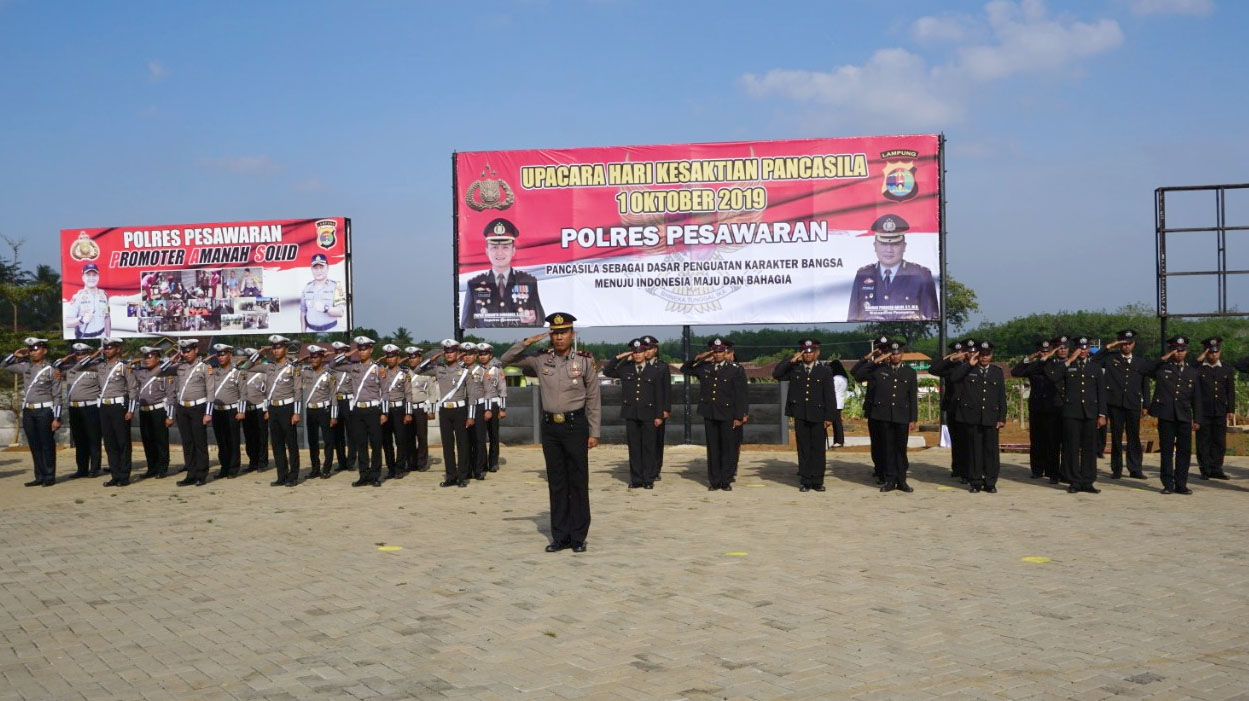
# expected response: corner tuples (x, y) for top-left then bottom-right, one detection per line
(466, 164), (514, 211)
(68, 231), (100, 261)
(880, 149), (919, 202)
(316, 219), (338, 249)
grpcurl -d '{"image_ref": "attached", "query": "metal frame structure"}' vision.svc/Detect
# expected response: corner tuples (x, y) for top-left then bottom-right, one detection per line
(1155, 183), (1249, 351)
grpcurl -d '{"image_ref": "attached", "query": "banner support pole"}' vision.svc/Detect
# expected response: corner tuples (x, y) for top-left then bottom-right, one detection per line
(937, 134), (949, 426)
(452, 152), (463, 342)
(682, 324), (692, 444)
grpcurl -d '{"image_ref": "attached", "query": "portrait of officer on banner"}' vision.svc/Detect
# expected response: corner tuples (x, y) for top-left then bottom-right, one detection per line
(301, 253), (346, 333)
(847, 214), (938, 322)
(461, 217), (546, 328)
(65, 262), (111, 339)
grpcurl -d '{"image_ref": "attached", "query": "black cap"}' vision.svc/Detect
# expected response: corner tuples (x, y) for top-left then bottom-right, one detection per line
(1117, 329), (1138, 341)
(484, 218), (519, 243)
(978, 340), (995, 352)
(1167, 335), (1189, 348)
(1036, 338), (1052, 351)
(708, 337), (728, 350)
(1050, 335), (1069, 347)
(546, 312), (575, 330)
(798, 338), (820, 352)
(1203, 336), (1222, 350)
(640, 335), (659, 346)
(870, 214), (909, 242)
(948, 340), (963, 351)
(874, 335), (890, 350)
(1074, 336), (1090, 349)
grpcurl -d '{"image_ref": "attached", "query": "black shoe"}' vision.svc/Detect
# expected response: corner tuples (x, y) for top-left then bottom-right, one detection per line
(708, 485), (718, 491)
(88, 470), (100, 478)
(270, 479), (286, 486)
(1129, 472), (1146, 479)
(654, 474), (662, 481)
(949, 470), (958, 479)
(571, 543), (587, 553)
(42, 480), (55, 487)
(875, 475), (886, 485)
(1161, 487), (1173, 494)
(393, 471), (406, 479)
(439, 480), (456, 487)
(721, 484), (732, 491)
(226, 471), (238, 479)
(1199, 474), (1210, 480)
(880, 484), (895, 493)
(1175, 487), (1193, 495)
(545, 542), (571, 553)
(1213, 473), (1230, 480)
(898, 484), (914, 493)
(321, 470), (332, 479)
(969, 486), (980, 493)
(799, 485), (810, 492)
(488, 465), (499, 472)
(177, 478), (196, 486)
(1067, 485), (1080, 493)
(1110, 473), (1122, 479)
(457, 480), (468, 487)
(195, 478), (207, 486)
(352, 479), (369, 487)
(156, 471), (168, 478)
(958, 478), (968, 484)
(215, 472), (229, 480)
(644, 483), (654, 489)
(103, 479), (119, 487)
(286, 479), (298, 487)
(474, 473), (485, 480)
(372, 480), (382, 487)
(1030, 473), (1043, 479)
(1049, 478), (1060, 484)
(814, 485), (826, 492)
(1081, 486), (1100, 494)
(629, 483), (640, 489)
(24, 479), (42, 487)
(985, 486), (997, 493)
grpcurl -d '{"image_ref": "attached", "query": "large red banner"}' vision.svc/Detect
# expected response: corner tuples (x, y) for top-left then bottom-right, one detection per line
(60, 217), (351, 339)
(455, 135), (941, 328)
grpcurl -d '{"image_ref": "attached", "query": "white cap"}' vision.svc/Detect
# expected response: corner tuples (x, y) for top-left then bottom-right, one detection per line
(102, 337), (123, 346)
(381, 343), (401, 354)
(405, 346), (424, 356)
(177, 339), (199, 350)
(140, 346), (160, 355)
(212, 343), (234, 353)
(476, 342), (493, 351)
(459, 342), (477, 352)
(331, 341), (350, 351)
(24, 337), (47, 346)
(440, 338), (459, 350)
(268, 334), (291, 346)
(239, 347), (257, 356)
(354, 335), (375, 346)
(71, 342), (92, 352)
(305, 344), (326, 354)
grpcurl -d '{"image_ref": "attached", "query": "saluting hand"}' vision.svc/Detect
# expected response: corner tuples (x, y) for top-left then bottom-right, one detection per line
(523, 332), (547, 346)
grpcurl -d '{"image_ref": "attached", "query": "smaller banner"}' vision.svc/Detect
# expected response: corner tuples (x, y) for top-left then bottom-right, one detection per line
(60, 217), (351, 339)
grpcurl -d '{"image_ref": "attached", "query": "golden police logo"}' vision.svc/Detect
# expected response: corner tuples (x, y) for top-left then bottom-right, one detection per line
(880, 150), (919, 202)
(68, 231), (100, 261)
(315, 219), (338, 250)
(465, 164), (514, 211)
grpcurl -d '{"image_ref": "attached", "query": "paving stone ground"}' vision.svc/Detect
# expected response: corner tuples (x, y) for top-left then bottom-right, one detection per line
(1, 444), (1248, 700)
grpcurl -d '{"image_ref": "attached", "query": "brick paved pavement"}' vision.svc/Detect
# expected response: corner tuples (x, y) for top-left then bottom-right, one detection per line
(1, 445), (1248, 699)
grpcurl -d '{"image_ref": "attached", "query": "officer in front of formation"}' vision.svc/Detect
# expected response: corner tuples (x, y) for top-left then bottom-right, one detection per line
(238, 347), (270, 474)
(771, 338), (836, 492)
(929, 338), (974, 483)
(4, 338), (62, 486)
(501, 312), (601, 553)
(379, 343), (410, 480)
(1011, 338), (1062, 481)
(1195, 337), (1234, 481)
(59, 342), (103, 479)
(402, 346), (432, 472)
(1093, 329), (1150, 479)
(1047, 336), (1106, 494)
(681, 338), (748, 491)
(478, 343), (507, 473)
(161, 339), (211, 486)
(414, 339), (477, 487)
(334, 336), (386, 486)
(132, 345), (172, 479)
(302, 344), (339, 479)
(1141, 336), (1202, 494)
(948, 340), (1007, 493)
(250, 335), (303, 486)
(852, 339), (918, 492)
(603, 337), (667, 489)
(206, 344), (244, 480)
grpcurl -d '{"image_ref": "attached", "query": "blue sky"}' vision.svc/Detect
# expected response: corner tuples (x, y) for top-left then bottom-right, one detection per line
(2, 0), (1246, 342)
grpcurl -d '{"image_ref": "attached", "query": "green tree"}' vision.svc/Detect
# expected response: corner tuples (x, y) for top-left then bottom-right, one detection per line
(391, 326), (414, 345)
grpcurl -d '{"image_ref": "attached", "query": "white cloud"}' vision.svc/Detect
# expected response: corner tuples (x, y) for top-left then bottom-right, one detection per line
(199, 155), (282, 176)
(146, 60), (169, 82)
(911, 14), (975, 43)
(741, 0), (1123, 131)
(1126, 0), (1214, 16)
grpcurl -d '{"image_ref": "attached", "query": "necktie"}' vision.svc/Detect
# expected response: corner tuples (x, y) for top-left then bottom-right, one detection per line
(496, 274), (506, 291)
(883, 269), (892, 293)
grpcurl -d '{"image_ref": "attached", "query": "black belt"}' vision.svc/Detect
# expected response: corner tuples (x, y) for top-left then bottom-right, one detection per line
(543, 409), (585, 424)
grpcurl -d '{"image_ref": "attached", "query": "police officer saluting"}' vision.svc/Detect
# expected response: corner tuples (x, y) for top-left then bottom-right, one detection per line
(402, 346), (432, 472)
(1011, 338), (1062, 481)
(1047, 336), (1106, 493)
(681, 338), (748, 491)
(414, 339), (478, 487)
(929, 338), (973, 483)
(238, 347), (270, 473)
(478, 343), (506, 473)
(604, 338), (666, 489)
(461, 342), (490, 480)
(852, 339), (918, 492)
(639, 335), (671, 479)
(1142, 336), (1202, 494)
(59, 342), (104, 479)
(379, 343), (410, 480)
(301, 344), (338, 479)
(772, 338), (836, 492)
(502, 313), (601, 553)
(93, 338), (136, 485)
(949, 341), (1007, 493)
(251, 335), (303, 486)
(335, 336), (385, 486)
(1093, 329), (1150, 479)
(206, 344), (244, 479)
(329, 340), (355, 474)
(1195, 338), (1234, 481)
(162, 339), (211, 486)
(132, 345), (172, 479)
(4, 338), (62, 486)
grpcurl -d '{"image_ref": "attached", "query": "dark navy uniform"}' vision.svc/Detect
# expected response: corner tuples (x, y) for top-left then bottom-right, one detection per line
(1045, 339), (1106, 492)
(1011, 338), (1061, 480)
(603, 339), (667, 488)
(639, 335), (672, 478)
(681, 338), (748, 490)
(772, 339), (836, 491)
(1093, 330), (1150, 478)
(949, 341), (1007, 492)
(1196, 338), (1234, 480)
(1141, 338), (1202, 493)
(461, 217), (545, 328)
(929, 338), (975, 482)
(851, 342), (918, 492)
(846, 214), (938, 322)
